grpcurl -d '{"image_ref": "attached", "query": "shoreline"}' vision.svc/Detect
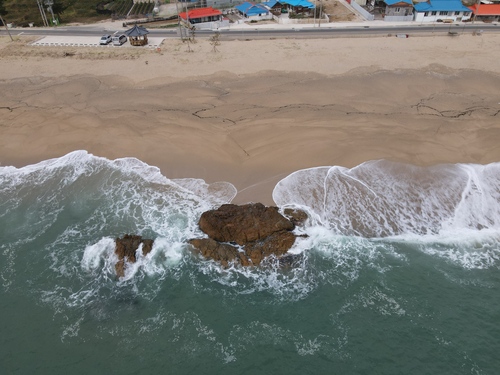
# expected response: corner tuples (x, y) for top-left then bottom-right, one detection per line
(1, 35), (500, 204)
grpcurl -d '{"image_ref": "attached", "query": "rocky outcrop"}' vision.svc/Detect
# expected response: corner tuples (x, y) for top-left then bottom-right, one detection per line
(189, 203), (307, 267)
(115, 234), (154, 278)
(198, 203), (294, 245)
(188, 238), (251, 267)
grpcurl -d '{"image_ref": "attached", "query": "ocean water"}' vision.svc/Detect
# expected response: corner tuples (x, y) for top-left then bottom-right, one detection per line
(1, 151), (499, 374)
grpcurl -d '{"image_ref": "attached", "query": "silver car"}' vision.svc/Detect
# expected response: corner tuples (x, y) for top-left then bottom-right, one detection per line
(99, 35), (112, 45)
(112, 34), (127, 46)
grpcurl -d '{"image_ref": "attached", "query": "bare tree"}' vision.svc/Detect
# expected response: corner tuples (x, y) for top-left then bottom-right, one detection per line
(189, 26), (196, 44)
(184, 25), (196, 52)
(210, 31), (221, 53)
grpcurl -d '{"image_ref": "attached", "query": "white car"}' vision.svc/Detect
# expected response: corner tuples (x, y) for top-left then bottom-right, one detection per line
(99, 35), (112, 45)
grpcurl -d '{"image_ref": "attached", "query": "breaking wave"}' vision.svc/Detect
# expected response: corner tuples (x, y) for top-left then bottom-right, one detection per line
(273, 160), (500, 269)
(1, 153), (499, 351)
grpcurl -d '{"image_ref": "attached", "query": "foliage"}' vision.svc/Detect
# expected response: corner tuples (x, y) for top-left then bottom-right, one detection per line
(106, 0), (134, 18)
(288, 12), (306, 19)
(2, 0), (115, 26)
(1, 0), (156, 26)
(129, 1), (155, 17)
(0, 0), (7, 17)
(3, 0), (40, 26)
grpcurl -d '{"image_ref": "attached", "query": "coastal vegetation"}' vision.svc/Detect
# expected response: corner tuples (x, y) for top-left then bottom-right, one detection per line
(0, 0), (155, 27)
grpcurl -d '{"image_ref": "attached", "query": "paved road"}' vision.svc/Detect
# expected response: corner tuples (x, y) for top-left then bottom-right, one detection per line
(199, 23), (500, 39)
(1, 22), (499, 41)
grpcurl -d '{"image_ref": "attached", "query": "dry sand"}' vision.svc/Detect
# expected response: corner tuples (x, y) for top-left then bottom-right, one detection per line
(1, 33), (500, 204)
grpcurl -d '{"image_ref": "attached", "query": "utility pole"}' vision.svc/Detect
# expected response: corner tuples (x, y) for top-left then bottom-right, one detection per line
(184, 0), (191, 41)
(37, 0), (49, 27)
(472, 0), (481, 24)
(319, 0), (323, 27)
(45, 0), (57, 26)
(0, 13), (13, 41)
(313, 0), (316, 27)
(175, 0), (183, 40)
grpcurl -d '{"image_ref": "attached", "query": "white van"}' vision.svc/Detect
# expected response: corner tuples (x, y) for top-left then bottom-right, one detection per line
(112, 34), (127, 46)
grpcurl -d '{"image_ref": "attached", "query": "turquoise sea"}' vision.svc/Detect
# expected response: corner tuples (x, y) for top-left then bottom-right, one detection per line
(1, 151), (499, 374)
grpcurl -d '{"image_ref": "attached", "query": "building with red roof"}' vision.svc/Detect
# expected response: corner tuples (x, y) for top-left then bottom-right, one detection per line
(179, 7), (229, 29)
(469, 4), (500, 22)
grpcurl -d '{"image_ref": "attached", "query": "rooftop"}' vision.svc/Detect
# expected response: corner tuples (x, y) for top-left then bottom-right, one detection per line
(469, 4), (500, 15)
(179, 7), (222, 20)
(414, 0), (472, 12)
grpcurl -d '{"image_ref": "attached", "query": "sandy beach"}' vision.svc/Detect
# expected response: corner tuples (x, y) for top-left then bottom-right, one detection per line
(1, 32), (500, 204)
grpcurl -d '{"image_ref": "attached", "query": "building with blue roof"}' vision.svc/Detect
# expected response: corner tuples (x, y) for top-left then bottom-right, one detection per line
(235, 2), (272, 20)
(284, 0), (315, 8)
(262, 0), (282, 14)
(383, 0), (412, 4)
(262, 0), (315, 14)
(414, 0), (472, 22)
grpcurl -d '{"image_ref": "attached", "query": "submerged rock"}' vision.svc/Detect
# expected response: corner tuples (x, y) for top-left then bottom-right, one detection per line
(189, 203), (308, 267)
(278, 252), (305, 268)
(115, 234), (154, 278)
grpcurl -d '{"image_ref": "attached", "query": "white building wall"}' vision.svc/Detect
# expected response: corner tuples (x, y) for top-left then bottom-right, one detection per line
(191, 18), (230, 29)
(245, 13), (273, 21)
(414, 11), (472, 22)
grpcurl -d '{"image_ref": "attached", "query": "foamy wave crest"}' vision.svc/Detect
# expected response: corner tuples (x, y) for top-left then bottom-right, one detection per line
(81, 236), (185, 281)
(185, 250), (314, 302)
(181, 226), (403, 301)
(273, 160), (500, 238)
(0, 150), (238, 319)
(394, 230), (500, 269)
(0, 150), (236, 242)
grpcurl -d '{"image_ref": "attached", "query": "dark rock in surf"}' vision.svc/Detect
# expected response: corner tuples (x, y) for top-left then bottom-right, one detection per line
(283, 208), (309, 227)
(198, 203), (294, 244)
(243, 230), (296, 264)
(189, 203), (308, 267)
(115, 234), (154, 278)
(188, 238), (251, 267)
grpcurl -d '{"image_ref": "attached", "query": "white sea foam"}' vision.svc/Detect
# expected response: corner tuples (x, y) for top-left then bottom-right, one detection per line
(189, 253), (315, 301)
(80, 236), (187, 286)
(0, 151), (243, 327)
(273, 160), (500, 268)
(273, 160), (500, 236)
(81, 237), (116, 272)
(1, 150), (237, 274)
(0, 150), (236, 207)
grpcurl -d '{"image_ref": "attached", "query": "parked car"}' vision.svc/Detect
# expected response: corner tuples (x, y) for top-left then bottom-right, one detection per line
(112, 34), (127, 46)
(99, 35), (112, 45)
